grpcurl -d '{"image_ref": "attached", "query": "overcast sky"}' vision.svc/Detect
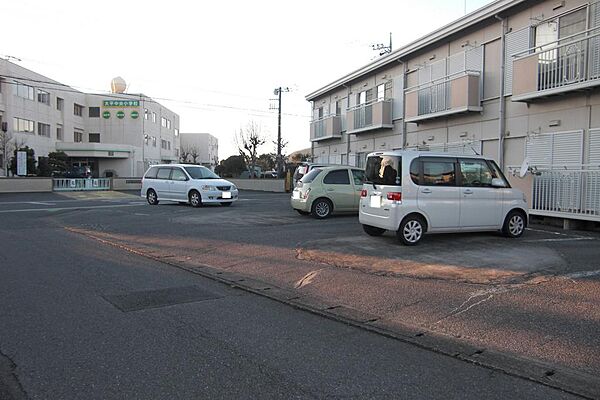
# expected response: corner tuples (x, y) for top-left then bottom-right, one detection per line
(1, 0), (494, 159)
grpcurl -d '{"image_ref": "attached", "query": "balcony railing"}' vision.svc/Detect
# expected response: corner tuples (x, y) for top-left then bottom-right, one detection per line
(509, 165), (600, 222)
(512, 28), (600, 102)
(405, 71), (482, 122)
(346, 99), (392, 134)
(310, 115), (342, 142)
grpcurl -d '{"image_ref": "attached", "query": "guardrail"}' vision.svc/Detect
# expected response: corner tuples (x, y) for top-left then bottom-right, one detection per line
(53, 178), (111, 192)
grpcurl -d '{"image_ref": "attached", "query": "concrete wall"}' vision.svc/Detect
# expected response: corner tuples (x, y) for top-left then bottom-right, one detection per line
(229, 179), (285, 193)
(112, 177), (142, 191)
(0, 177), (53, 193)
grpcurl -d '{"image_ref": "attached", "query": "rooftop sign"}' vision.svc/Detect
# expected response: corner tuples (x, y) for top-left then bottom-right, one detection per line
(103, 100), (140, 107)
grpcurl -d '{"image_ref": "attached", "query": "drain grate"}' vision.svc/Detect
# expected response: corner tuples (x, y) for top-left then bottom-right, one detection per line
(103, 285), (222, 312)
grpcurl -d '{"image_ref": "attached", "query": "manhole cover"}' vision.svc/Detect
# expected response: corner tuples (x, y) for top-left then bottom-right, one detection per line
(103, 285), (222, 312)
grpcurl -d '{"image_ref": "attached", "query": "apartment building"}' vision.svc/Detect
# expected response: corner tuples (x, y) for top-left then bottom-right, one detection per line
(0, 59), (180, 177)
(179, 133), (219, 170)
(306, 0), (600, 223)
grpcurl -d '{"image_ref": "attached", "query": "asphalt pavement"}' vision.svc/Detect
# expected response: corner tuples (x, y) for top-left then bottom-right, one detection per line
(0, 190), (598, 399)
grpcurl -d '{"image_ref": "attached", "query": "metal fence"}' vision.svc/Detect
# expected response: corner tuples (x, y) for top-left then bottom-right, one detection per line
(53, 178), (111, 191)
(530, 169), (600, 221)
(418, 80), (451, 115)
(352, 103), (373, 130)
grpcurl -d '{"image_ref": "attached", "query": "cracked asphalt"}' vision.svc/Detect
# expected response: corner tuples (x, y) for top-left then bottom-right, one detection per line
(0, 190), (598, 399)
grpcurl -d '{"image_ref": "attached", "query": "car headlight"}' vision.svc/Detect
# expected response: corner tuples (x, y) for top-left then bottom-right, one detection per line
(230, 184), (237, 191)
(201, 185), (217, 191)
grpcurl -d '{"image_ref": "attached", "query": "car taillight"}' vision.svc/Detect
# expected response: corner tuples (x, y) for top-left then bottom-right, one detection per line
(361, 189), (368, 198)
(301, 188), (311, 199)
(387, 192), (402, 201)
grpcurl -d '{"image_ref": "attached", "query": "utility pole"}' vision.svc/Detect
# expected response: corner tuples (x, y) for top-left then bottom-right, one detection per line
(272, 86), (290, 177)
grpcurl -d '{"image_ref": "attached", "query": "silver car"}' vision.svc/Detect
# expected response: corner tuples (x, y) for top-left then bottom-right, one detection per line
(141, 164), (238, 207)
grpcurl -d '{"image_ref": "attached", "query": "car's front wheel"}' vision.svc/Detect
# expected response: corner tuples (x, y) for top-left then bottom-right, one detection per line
(363, 224), (386, 236)
(146, 189), (159, 205)
(189, 190), (202, 208)
(397, 215), (425, 245)
(502, 210), (526, 238)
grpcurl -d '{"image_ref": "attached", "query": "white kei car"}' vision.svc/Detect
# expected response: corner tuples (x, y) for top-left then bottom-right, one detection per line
(141, 164), (238, 207)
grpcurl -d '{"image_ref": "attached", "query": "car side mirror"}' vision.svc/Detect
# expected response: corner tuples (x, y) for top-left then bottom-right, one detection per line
(491, 178), (505, 188)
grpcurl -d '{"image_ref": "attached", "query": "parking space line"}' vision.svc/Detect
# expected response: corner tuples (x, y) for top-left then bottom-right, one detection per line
(523, 237), (596, 242)
(0, 203), (145, 214)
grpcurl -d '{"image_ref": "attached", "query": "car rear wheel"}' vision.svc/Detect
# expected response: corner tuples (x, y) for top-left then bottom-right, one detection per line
(363, 224), (386, 236)
(146, 189), (159, 205)
(502, 210), (526, 238)
(189, 190), (202, 208)
(397, 215), (425, 245)
(311, 198), (332, 219)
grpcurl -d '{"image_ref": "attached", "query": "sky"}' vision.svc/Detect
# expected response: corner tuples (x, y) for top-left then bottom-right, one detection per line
(2, 0), (494, 160)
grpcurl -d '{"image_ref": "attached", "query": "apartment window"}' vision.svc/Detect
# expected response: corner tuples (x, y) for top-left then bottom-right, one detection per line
(88, 107), (100, 118)
(13, 117), (35, 133)
(152, 137), (157, 147)
(37, 89), (50, 105)
(357, 89), (372, 105)
(535, 8), (587, 50)
(144, 108), (149, 120)
(15, 83), (35, 100)
(167, 119), (171, 130)
(89, 133), (100, 143)
(152, 112), (156, 123)
(376, 84), (385, 101)
(74, 131), (83, 142)
(37, 122), (51, 137)
(161, 139), (167, 149)
(167, 141), (171, 150)
(56, 125), (64, 141)
(174, 128), (179, 137)
(57, 97), (64, 111)
(161, 117), (167, 127)
(175, 148), (179, 157)
(74, 103), (84, 117)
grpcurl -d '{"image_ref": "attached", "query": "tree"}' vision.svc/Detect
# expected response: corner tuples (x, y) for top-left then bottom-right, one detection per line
(190, 146), (200, 164)
(10, 146), (37, 176)
(257, 153), (276, 172)
(48, 151), (69, 176)
(179, 146), (191, 163)
(215, 155), (246, 178)
(0, 130), (15, 177)
(236, 121), (266, 179)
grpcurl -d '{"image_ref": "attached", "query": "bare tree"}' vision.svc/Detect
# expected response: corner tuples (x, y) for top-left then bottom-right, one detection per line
(179, 145), (191, 163)
(190, 146), (200, 164)
(236, 121), (266, 179)
(0, 130), (15, 177)
(179, 144), (200, 164)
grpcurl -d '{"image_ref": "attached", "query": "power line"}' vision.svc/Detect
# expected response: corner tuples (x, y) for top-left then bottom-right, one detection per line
(0, 74), (312, 118)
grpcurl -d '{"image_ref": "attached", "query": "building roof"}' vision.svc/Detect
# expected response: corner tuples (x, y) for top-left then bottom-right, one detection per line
(305, 0), (526, 101)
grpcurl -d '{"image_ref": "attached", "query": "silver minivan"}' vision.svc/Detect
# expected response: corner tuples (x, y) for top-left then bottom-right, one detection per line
(359, 151), (528, 245)
(141, 164), (238, 207)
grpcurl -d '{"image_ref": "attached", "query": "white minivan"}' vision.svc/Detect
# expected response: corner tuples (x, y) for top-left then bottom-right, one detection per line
(359, 151), (528, 245)
(141, 164), (238, 207)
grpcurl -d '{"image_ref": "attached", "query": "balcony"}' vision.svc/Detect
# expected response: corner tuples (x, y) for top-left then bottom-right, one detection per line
(405, 72), (482, 123)
(346, 99), (393, 134)
(512, 29), (600, 102)
(310, 115), (342, 142)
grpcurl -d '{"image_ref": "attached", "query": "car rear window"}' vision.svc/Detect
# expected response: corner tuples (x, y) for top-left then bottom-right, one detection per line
(144, 167), (158, 179)
(365, 155), (402, 186)
(301, 168), (322, 183)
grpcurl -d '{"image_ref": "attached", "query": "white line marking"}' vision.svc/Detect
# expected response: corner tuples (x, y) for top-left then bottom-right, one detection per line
(526, 227), (569, 236)
(0, 203), (145, 214)
(523, 237), (595, 243)
(28, 202), (56, 205)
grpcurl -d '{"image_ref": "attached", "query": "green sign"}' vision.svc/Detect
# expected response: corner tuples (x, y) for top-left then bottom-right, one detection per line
(102, 111), (111, 119)
(116, 111), (125, 119)
(103, 100), (140, 107)
(131, 111), (139, 119)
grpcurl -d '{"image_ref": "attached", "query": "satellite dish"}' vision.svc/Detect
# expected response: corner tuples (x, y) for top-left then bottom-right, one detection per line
(519, 157), (530, 178)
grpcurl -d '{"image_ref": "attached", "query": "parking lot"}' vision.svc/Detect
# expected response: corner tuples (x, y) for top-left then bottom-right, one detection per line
(1, 189), (599, 397)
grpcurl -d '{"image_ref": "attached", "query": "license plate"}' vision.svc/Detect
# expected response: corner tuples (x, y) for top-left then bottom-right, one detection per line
(370, 195), (381, 208)
(222, 191), (232, 199)
(292, 190), (300, 199)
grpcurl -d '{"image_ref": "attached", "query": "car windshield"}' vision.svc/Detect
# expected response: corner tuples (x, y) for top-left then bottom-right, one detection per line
(365, 155), (402, 186)
(300, 168), (322, 183)
(184, 166), (220, 179)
